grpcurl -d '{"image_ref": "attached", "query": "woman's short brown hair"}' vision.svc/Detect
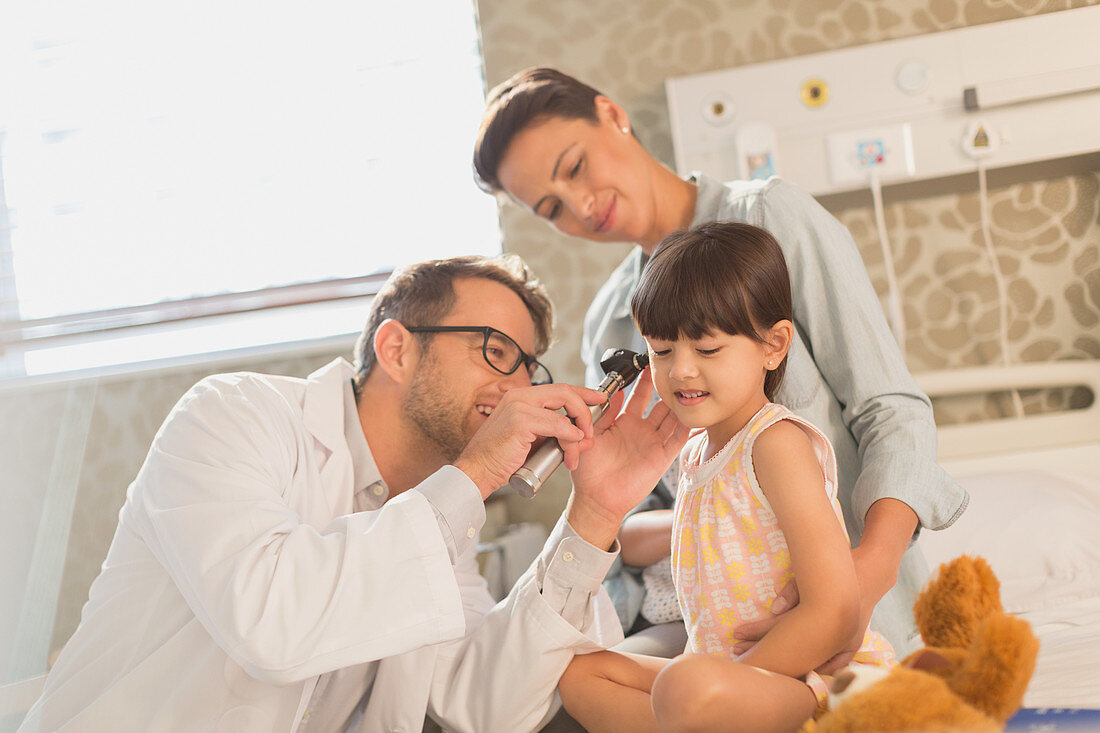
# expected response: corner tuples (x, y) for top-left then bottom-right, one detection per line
(473, 67), (603, 193)
(631, 222), (793, 400)
(353, 254), (554, 388)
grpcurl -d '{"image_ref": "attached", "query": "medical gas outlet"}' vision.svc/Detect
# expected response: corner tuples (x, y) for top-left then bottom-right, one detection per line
(825, 124), (916, 187)
(961, 120), (1000, 160)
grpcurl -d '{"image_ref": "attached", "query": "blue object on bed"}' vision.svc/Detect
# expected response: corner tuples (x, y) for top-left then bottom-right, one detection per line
(1006, 707), (1100, 731)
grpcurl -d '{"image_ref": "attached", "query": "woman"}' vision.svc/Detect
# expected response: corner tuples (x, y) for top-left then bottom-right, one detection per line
(473, 67), (966, 668)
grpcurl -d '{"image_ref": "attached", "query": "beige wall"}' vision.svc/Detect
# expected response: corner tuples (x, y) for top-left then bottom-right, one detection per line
(476, 0), (1100, 525)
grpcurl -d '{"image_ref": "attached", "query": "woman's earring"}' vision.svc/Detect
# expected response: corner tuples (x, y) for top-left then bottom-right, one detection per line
(621, 126), (630, 134)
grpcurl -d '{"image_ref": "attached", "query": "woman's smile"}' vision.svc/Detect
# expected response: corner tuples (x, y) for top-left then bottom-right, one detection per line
(594, 194), (617, 233)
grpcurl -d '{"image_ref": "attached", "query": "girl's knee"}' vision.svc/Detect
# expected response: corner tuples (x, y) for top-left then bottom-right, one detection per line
(652, 655), (732, 730)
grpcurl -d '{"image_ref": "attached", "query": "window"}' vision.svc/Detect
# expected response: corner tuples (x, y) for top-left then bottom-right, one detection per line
(0, 1), (499, 378)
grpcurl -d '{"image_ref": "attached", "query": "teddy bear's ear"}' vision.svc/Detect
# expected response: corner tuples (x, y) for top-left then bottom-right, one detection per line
(914, 555), (1003, 649)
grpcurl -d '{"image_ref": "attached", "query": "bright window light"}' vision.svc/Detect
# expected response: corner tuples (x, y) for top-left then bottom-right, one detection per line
(0, 1), (498, 354)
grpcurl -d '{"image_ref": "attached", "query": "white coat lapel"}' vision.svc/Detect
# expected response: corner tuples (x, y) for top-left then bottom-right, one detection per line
(303, 358), (356, 520)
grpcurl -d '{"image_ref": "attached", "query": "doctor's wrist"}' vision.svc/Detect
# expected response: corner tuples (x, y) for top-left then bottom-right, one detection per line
(564, 492), (622, 551)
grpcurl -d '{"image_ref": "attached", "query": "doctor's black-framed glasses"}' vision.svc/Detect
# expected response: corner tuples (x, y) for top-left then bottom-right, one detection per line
(404, 326), (554, 386)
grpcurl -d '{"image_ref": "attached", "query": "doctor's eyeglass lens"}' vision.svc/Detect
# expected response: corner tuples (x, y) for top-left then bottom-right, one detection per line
(405, 326), (553, 385)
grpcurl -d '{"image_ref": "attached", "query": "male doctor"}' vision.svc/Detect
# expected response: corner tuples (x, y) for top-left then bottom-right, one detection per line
(21, 254), (689, 733)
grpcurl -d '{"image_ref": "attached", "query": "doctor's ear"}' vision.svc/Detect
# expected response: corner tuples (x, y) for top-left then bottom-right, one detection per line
(372, 319), (422, 384)
(762, 319), (794, 368)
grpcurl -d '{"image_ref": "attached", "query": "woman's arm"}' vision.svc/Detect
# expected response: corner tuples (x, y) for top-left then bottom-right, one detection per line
(736, 421), (860, 678)
(619, 509), (674, 567)
(762, 181), (963, 533)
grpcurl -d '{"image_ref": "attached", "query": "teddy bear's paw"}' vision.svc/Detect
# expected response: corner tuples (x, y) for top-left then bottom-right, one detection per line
(946, 614), (1040, 723)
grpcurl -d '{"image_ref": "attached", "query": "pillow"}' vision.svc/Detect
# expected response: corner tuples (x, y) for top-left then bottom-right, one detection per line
(918, 469), (1100, 613)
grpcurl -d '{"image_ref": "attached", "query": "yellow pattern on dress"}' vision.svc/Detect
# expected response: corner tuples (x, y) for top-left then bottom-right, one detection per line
(669, 403), (895, 702)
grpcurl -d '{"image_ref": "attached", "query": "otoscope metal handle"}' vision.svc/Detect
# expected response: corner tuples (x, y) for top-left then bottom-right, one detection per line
(506, 348), (648, 499)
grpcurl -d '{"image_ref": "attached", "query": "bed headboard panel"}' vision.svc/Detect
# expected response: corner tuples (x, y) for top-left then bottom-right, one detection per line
(914, 360), (1100, 478)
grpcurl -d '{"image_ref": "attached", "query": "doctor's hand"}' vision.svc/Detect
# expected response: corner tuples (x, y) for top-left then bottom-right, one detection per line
(454, 383), (607, 501)
(567, 369), (690, 550)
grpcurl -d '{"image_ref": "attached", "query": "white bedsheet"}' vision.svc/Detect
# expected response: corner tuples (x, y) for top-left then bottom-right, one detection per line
(1017, 596), (1100, 708)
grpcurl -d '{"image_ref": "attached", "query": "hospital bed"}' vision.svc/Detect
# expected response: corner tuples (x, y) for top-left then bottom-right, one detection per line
(914, 359), (1100, 710)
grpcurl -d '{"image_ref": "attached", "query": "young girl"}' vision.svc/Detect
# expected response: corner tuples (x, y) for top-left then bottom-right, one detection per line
(558, 222), (893, 733)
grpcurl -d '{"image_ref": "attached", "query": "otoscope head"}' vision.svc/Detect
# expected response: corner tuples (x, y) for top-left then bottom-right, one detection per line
(599, 348), (649, 385)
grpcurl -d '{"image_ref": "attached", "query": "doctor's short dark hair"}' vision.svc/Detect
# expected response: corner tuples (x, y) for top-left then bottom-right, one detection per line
(353, 254), (555, 388)
(474, 66), (603, 194)
(630, 222), (793, 401)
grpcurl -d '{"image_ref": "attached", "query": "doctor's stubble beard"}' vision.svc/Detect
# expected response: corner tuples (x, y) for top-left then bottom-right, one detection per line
(402, 350), (471, 463)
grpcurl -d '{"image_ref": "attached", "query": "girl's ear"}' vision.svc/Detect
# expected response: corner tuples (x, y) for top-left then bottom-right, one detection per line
(763, 320), (794, 368)
(594, 95), (631, 134)
(373, 319), (420, 385)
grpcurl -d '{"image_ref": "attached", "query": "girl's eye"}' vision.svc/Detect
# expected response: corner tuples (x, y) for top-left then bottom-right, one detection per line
(651, 348), (671, 357)
(546, 201), (562, 221)
(569, 157), (583, 178)
(697, 348), (721, 356)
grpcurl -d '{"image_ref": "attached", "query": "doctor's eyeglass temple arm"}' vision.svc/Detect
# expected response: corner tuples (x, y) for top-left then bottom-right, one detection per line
(507, 348), (650, 498)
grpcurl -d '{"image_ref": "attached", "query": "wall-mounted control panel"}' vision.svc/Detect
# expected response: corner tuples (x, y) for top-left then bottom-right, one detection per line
(666, 6), (1100, 196)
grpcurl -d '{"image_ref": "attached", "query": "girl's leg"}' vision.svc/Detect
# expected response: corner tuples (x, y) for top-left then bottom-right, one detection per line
(558, 650), (669, 733)
(651, 653), (818, 733)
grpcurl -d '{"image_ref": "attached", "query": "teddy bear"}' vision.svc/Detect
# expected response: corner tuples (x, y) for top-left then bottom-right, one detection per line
(802, 554), (1040, 733)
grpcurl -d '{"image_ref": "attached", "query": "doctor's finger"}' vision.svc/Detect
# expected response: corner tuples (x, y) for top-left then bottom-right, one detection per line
(644, 398), (672, 426)
(588, 389), (624, 433)
(622, 368), (654, 417)
(665, 420), (691, 449)
(657, 412), (690, 446)
(560, 439), (582, 471)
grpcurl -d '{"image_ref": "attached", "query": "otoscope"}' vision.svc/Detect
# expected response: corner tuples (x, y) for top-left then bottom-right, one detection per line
(507, 348), (650, 499)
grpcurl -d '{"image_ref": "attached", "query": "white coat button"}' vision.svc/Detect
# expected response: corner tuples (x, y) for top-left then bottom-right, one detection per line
(372, 484), (385, 496)
(466, 527), (476, 539)
(562, 551), (575, 563)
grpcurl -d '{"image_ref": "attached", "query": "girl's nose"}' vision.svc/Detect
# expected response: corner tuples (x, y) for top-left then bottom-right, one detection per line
(668, 354), (698, 381)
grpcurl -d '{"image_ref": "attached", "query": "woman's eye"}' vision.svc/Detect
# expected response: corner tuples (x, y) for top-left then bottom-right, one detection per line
(547, 202), (562, 221)
(486, 347), (505, 358)
(569, 157), (583, 178)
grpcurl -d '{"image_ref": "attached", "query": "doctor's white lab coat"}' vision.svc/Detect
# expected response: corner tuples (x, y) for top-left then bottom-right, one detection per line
(21, 359), (622, 732)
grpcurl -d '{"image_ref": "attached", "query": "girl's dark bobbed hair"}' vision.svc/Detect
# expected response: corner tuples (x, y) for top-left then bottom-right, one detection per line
(631, 222), (793, 400)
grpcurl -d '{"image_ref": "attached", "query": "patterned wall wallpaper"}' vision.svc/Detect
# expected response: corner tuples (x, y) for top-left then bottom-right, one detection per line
(2, 0), (1098, 671)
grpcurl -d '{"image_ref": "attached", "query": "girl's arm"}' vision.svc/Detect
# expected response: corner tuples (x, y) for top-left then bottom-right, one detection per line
(736, 421), (860, 678)
(619, 509), (674, 567)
